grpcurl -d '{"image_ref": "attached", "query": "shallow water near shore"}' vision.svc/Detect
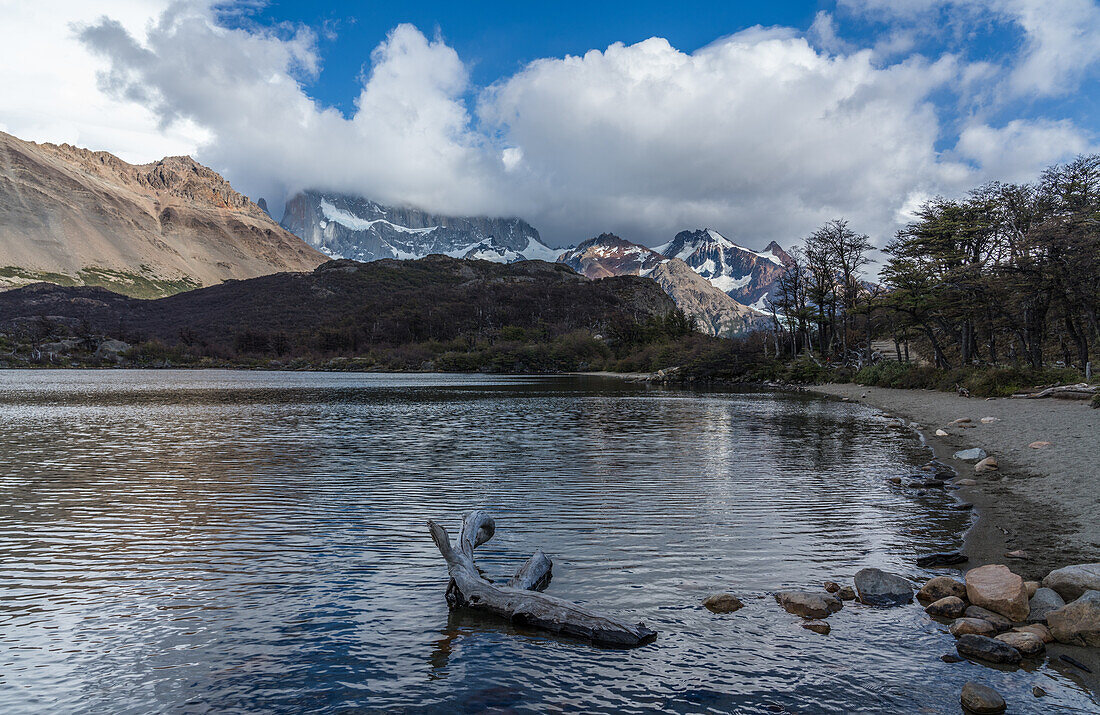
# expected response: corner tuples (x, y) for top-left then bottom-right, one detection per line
(0, 370), (1095, 713)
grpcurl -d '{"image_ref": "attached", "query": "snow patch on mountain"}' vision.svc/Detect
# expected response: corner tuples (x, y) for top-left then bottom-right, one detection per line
(320, 199), (439, 236)
(282, 191), (559, 265)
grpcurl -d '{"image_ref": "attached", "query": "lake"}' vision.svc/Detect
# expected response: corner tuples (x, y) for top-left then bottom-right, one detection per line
(0, 371), (1093, 713)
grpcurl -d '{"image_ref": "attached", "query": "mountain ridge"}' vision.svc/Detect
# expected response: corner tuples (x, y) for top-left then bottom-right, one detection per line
(280, 190), (559, 264)
(0, 131), (325, 297)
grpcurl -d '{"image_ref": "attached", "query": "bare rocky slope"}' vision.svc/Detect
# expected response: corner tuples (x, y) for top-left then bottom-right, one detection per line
(0, 131), (325, 297)
(649, 258), (771, 337)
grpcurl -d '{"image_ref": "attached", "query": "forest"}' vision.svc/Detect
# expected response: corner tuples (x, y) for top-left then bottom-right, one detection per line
(766, 155), (1099, 392)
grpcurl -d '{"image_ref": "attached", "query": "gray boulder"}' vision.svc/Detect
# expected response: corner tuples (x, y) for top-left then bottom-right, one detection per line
(854, 567), (913, 606)
(1026, 587), (1066, 624)
(703, 593), (744, 614)
(926, 596), (967, 619)
(918, 576), (967, 602)
(1046, 590), (1100, 647)
(994, 631), (1045, 657)
(774, 591), (842, 619)
(95, 339), (130, 362)
(950, 618), (996, 638)
(1042, 563), (1100, 601)
(955, 634), (1022, 665)
(960, 682), (1006, 714)
(964, 605), (1013, 633)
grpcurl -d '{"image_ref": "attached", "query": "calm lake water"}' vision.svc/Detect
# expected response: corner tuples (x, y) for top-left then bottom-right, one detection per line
(0, 370), (1095, 714)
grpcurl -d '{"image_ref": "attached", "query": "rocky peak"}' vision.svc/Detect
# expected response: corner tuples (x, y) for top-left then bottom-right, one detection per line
(557, 233), (663, 279)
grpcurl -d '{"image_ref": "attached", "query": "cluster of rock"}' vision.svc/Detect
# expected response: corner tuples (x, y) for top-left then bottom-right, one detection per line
(925, 562), (1100, 655)
(703, 559), (1099, 712)
(704, 567), (913, 638)
(884, 458), (967, 499)
(917, 562), (1100, 712)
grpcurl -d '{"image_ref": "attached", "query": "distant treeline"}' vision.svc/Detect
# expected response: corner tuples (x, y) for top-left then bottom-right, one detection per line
(0, 256), (737, 374)
(769, 155), (1099, 374)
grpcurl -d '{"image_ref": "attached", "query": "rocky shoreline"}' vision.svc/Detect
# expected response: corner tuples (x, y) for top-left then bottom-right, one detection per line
(807, 382), (1100, 704)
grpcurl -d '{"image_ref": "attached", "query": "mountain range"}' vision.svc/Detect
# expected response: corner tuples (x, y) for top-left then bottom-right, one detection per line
(657, 229), (792, 309)
(0, 131), (324, 297)
(0, 131), (790, 337)
(280, 190), (559, 263)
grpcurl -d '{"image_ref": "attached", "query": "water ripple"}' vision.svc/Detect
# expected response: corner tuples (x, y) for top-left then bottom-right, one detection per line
(0, 370), (1093, 714)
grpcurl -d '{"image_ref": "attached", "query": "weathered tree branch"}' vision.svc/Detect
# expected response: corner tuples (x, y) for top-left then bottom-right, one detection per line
(428, 511), (657, 648)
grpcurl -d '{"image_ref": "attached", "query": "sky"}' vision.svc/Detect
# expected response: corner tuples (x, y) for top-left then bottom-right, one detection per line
(1, 1), (1099, 252)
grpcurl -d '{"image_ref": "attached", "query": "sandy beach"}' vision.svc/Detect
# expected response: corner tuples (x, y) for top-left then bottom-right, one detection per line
(812, 382), (1100, 689)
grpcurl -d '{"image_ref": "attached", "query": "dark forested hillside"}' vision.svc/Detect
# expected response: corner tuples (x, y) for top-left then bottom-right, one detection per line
(0, 256), (709, 372)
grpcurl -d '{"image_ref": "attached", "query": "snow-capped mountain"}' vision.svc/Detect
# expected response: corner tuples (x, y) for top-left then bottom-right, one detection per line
(557, 233), (665, 279)
(280, 191), (560, 264)
(656, 229), (792, 309)
(649, 258), (771, 337)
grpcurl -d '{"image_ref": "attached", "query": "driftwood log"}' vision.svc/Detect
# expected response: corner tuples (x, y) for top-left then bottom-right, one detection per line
(1012, 383), (1098, 399)
(428, 510), (657, 648)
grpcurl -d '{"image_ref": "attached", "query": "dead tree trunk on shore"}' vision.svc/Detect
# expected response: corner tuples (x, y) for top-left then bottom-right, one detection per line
(427, 510), (657, 648)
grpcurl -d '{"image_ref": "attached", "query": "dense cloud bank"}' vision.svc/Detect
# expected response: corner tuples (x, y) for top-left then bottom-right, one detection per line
(3, 1), (1098, 250)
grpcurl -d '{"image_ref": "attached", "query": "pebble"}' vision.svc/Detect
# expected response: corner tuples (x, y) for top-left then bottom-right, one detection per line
(965, 564), (1029, 622)
(854, 568), (913, 606)
(1027, 587), (1066, 624)
(1013, 623), (1054, 643)
(1047, 590), (1100, 647)
(838, 586), (856, 601)
(823, 581), (840, 593)
(1042, 563), (1100, 601)
(935, 429), (949, 437)
(1028, 441), (1051, 449)
(980, 417), (1000, 424)
(1005, 550), (1028, 560)
(954, 447), (988, 461)
(974, 457), (998, 473)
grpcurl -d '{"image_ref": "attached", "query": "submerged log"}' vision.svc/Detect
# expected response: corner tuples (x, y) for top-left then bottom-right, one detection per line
(428, 510), (657, 648)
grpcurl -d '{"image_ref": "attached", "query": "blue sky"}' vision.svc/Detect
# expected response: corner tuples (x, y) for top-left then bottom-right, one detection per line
(2, 1), (1099, 250)
(226, 1), (829, 113)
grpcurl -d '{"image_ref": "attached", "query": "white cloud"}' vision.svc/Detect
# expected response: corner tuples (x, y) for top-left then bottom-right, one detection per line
(76, 7), (509, 217)
(479, 30), (964, 244)
(1005, 0), (1100, 96)
(956, 119), (1094, 180)
(0, 0), (205, 161)
(840, 0), (1100, 97)
(0, 0), (1095, 255)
